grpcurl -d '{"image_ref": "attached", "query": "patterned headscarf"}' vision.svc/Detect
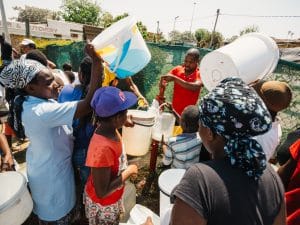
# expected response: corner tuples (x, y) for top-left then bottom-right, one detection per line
(0, 58), (46, 89)
(0, 59), (46, 139)
(199, 77), (272, 180)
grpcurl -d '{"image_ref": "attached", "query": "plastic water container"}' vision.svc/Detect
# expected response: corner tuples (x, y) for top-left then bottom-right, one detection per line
(200, 32), (279, 91)
(92, 16), (151, 79)
(158, 169), (185, 216)
(0, 171), (33, 225)
(122, 110), (155, 156)
(152, 112), (176, 142)
(127, 204), (160, 225)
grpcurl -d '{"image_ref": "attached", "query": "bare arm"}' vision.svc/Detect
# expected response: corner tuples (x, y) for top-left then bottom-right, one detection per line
(0, 133), (13, 166)
(277, 157), (297, 189)
(272, 201), (287, 225)
(74, 43), (103, 119)
(170, 197), (207, 225)
(161, 74), (203, 91)
(125, 77), (149, 106)
(92, 164), (137, 198)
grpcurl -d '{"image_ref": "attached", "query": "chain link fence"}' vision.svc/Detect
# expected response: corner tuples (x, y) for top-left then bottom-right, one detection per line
(45, 42), (300, 141)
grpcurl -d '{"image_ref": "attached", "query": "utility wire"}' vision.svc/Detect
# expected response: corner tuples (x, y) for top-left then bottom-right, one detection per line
(221, 13), (300, 18)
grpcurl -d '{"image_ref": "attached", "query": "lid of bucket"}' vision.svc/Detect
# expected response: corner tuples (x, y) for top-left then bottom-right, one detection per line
(0, 171), (27, 212)
(158, 169), (185, 196)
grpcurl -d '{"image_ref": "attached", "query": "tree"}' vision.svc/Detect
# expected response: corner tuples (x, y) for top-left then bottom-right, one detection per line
(13, 5), (61, 23)
(169, 30), (182, 43)
(239, 25), (259, 36)
(100, 12), (114, 28)
(136, 21), (148, 40)
(100, 13), (148, 39)
(61, 0), (101, 26)
(194, 28), (210, 47)
(226, 35), (239, 43)
(181, 31), (196, 43)
(210, 31), (224, 49)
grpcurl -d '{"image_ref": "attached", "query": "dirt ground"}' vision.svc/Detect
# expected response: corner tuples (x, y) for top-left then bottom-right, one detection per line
(12, 139), (164, 224)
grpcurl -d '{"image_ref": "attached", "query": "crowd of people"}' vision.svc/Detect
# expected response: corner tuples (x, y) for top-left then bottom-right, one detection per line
(0, 35), (298, 225)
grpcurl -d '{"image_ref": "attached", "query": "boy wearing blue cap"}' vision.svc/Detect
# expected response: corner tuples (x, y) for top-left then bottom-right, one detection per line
(84, 86), (138, 225)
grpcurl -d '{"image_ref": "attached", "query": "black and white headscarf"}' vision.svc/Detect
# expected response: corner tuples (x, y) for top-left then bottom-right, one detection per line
(0, 59), (46, 89)
(199, 77), (272, 180)
(0, 59), (46, 139)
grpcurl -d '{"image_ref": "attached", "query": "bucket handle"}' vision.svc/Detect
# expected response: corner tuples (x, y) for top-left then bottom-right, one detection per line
(134, 121), (155, 127)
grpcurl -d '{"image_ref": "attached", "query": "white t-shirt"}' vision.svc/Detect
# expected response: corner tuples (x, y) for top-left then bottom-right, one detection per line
(254, 118), (282, 160)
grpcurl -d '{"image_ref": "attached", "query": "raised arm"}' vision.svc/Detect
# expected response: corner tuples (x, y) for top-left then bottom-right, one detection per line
(125, 77), (149, 107)
(74, 43), (103, 119)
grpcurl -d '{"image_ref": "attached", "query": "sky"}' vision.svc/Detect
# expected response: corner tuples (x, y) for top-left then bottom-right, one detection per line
(3, 0), (300, 39)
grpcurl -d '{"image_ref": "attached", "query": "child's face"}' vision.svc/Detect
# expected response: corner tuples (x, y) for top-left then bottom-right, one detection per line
(115, 110), (128, 129)
(26, 70), (59, 99)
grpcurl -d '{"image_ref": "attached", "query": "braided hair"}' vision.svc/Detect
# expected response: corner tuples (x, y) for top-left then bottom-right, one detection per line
(0, 59), (46, 139)
(7, 75), (39, 139)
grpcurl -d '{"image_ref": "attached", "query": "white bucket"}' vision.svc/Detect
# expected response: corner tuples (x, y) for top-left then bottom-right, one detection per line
(0, 171), (33, 225)
(92, 16), (151, 79)
(127, 204), (160, 225)
(122, 110), (155, 156)
(200, 32), (279, 91)
(158, 169), (185, 216)
(152, 112), (176, 142)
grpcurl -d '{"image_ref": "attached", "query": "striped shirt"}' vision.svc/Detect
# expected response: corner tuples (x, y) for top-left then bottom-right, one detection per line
(163, 133), (202, 169)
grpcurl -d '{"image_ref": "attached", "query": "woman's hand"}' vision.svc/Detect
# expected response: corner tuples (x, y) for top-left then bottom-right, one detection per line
(85, 42), (103, 65)
(3, 151), (14, 166)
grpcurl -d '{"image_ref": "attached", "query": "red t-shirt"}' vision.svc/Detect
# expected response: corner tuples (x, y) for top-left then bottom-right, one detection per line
(85, 133), (127, 205)
(170, 65), (201, 115)
(287, 139), (300, 191)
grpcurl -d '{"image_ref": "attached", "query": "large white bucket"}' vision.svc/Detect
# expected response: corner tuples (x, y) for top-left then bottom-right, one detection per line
(152, 112), (176, 142)
(158, 169), (185, 217)
(0, 171), (33, 225)
(200, 33), (279, 91)
(122, 110), (155, 156)
(92, 16), (151, 79)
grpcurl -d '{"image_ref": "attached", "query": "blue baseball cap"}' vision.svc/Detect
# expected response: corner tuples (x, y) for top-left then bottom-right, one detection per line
(91, 86), (137, 117)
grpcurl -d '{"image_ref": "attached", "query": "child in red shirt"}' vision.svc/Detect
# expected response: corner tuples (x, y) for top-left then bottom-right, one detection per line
(84, 86), (138, 225)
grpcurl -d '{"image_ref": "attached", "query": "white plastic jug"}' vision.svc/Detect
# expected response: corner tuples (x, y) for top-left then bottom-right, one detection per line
(158, 169), (185, 216)
(152, 112), (176, 142)
(92, 16), (151, 79)
(127, 204), (160, 225)
(122, 110), (155, 156)
(200, 33), (279, 91)
(0, 171), (33, 225)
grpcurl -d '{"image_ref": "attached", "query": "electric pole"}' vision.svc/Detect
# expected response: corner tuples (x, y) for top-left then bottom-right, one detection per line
(189, 2), (196, 34)
(0, 0), (11, 43)
(209, 9), (220, 49)
(156, 21), (160, 43)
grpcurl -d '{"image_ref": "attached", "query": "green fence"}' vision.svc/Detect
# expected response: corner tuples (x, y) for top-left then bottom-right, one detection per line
(45, 42), (300, 141)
